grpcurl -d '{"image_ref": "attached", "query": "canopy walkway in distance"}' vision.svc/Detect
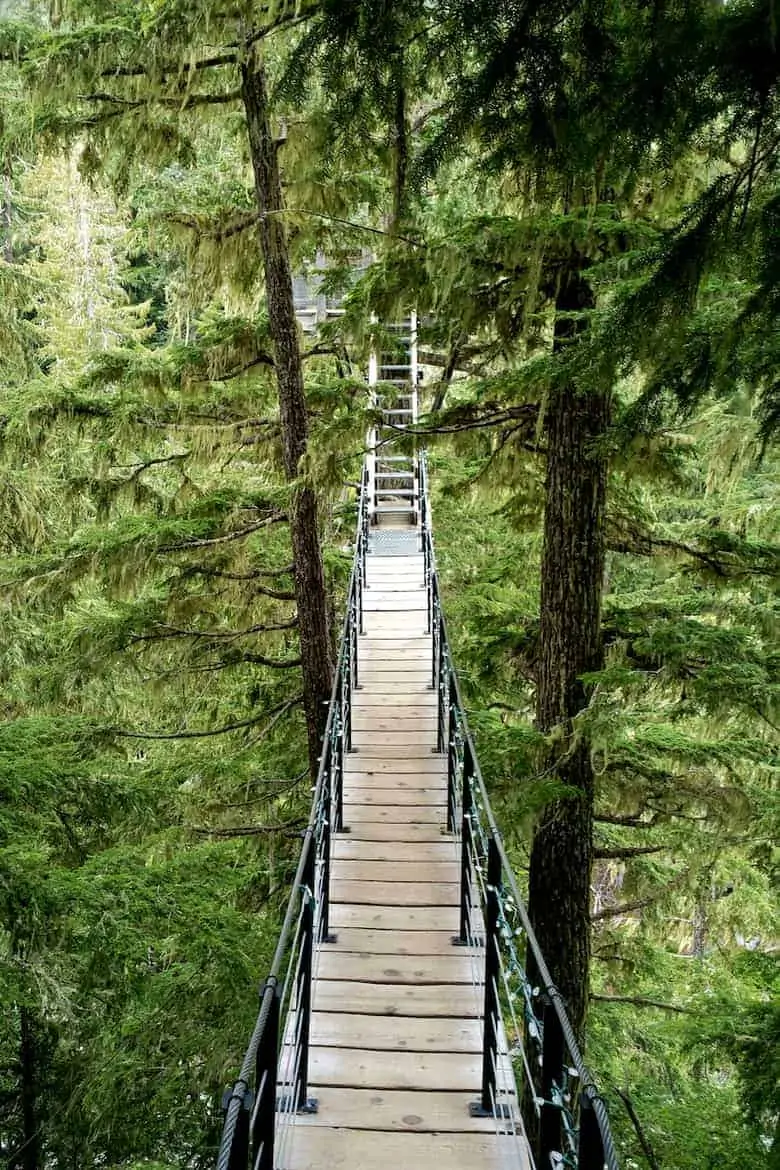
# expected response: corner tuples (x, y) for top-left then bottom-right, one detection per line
(217, 326), (620, 1170)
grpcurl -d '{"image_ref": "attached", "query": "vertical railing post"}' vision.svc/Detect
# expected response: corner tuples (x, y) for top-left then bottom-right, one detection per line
(446, 676), (457, 830)
(341, 657), (352, 753)
(253, 979), (279, 1170)
(475, 835), (502, 1116)
(538, 997), (565, 1165)
(295, 837), (317, 1112)
(333, 712), (344, 833)
(320, 748), (335, 944)
(437, 636), (448, 754)
(578, 1087), (606, 1170)
(457, 743), (474, 944)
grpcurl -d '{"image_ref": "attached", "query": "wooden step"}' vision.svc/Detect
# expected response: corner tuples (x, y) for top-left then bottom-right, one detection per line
(333, 859), (458, 882)
(322, 927), (459, 954)
(313, 980), (478, 1018)
(331, 879), (456, 905)
(284, 1127), (520, 1170)
(306, 1046), (481, 1092)
(342, 806), (445, 827)
(333, 840), (455, 863)
(317, 952), (473, 986)
(335, 823), (450, 844)
(340, 788), (445, 808)
(329, 904), (458, 932)
(343, 757), (445, 774)
(309, 1011), (481, 1052)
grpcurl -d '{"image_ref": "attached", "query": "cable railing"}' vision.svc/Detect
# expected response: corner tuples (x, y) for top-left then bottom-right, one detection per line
(215, 466), (368, 1170)
(420, 454), (620, 1170)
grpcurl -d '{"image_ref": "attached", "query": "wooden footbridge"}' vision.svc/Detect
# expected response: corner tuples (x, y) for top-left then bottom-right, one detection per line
(216, 328), (619, 1170)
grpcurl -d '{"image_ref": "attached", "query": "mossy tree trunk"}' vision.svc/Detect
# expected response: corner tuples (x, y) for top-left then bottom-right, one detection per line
(241, 46), (333, 776)
(528, 261), (608, 1041)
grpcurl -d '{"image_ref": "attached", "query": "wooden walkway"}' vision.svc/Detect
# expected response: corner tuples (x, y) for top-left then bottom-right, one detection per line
(282, 527), (523, 1170)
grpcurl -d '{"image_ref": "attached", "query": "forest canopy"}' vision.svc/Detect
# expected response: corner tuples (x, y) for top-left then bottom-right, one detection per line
(0, 2), (777, 1169)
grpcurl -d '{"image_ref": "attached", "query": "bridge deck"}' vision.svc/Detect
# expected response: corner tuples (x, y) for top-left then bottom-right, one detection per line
(282, 526), (524, 1169)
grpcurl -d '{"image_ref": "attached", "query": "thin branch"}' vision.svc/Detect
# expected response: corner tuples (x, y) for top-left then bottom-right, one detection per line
(101, 53), (237, 79)
(129, 616), (297, 644)
(592, 895), (659, 921)
(614, 1088), (662, 1170)
(182, 563), (294, 581)
(79, 89), (242, 109)
(158, 512), (286, 552)
(592, 994), (691, 1014)
(112, 694), (301, 741)
(190, 817), (304, 837)
(593, 845), (667, 860)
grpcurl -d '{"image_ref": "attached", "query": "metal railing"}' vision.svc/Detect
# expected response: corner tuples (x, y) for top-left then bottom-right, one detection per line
(420, 454), (620, 1170)
(216, 466), (368, 1170)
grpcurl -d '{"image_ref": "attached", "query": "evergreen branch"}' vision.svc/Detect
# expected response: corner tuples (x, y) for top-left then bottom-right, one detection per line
(185, 653), (302, 671)
(129, 616), (297, 644)
(593, 845), (667, 860)
(78, 89), (243, 109)
(182, 563), (294, 581)
(113, 452), (190, 478)
(595, 813), (659, 827)
(241, 8), (321, 50)
(111, 694), (301, 740)
(613, 1088), (662, 1170)
(190, 818), (304, 836)
(158, 512), (286, 551)
(592, 895), (661, 921)
(100, 53), (238, 78)
(190, 354), (276, 381)
(591, 994), (691, 1014)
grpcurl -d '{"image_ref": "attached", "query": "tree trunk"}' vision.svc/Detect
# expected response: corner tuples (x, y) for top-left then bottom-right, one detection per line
(241, 48), (333, 776)
(14, 1007), (40, 1170)
(390, 54), (408, 232)
(527, 262), (608, 1042)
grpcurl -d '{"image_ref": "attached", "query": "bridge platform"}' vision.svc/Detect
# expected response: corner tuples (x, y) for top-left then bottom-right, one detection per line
(280, 522), (523, 1170)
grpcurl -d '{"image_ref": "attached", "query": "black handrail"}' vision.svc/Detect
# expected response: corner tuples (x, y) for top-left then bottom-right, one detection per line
(419, 454), (620, 1170)
(216, 465), (369, 1170)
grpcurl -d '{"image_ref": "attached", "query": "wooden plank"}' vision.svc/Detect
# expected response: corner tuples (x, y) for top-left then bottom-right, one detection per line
(284, 1127), (522, 1170)
(329, 904), (458, 931)
(331, 859), (458, 882)
(291, 1087), (493, 1133)
(317, 952), (474, 985)
(306, 1046), (481, 1092)
(333, 839), (455, 862)
(344, 756), (445, 774)
(357, 641), (430, 650)
(347, 744), (442, 760)
(323, 927), (460, 955)
(352, 713), (437, 731)
(352, 703), (437, 718)
(335, 822), (449, 843)
(341, 788), (445, 807)
(341, 773), (443, 791)
(342, 805), (445, 826)
(312, 981), (479, 1018)
(332, 879), (457, 905)
(351, 733), (437, 750)
(363, 624), (428, 637)
(309, 1011), (482, 1053)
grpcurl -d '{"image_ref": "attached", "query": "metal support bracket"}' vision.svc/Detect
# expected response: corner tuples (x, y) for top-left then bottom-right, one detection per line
(469, 1101), (514, 1120)
(276, 1096), (319, 1115)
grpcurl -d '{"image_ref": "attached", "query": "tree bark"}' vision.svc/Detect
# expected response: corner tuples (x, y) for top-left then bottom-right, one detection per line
(15, 1007), (40, 1170)
(241, 48), (333, 776)
(527, 262), (608, 1042)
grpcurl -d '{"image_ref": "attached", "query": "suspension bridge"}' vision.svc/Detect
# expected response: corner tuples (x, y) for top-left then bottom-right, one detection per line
(216, 323), (620, 1170)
